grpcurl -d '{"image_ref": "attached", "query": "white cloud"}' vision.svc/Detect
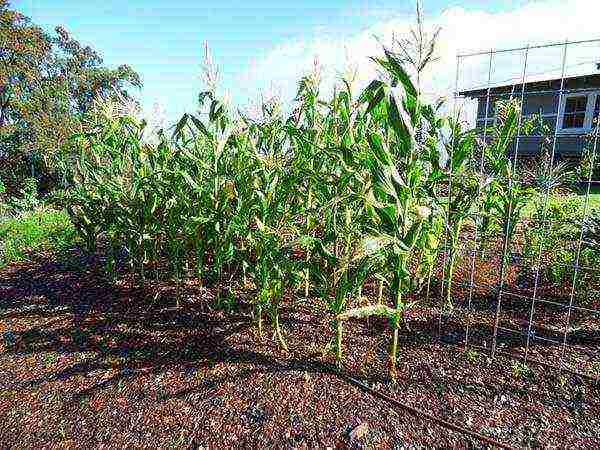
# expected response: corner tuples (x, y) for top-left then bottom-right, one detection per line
(235, 0), (600, 124)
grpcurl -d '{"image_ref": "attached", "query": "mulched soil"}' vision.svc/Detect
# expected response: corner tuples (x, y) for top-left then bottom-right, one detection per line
(1, 249), (599, 449)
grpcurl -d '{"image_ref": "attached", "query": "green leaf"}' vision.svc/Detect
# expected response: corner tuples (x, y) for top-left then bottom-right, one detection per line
(381, 49), (417, 97)
(172, 113), (189, 139)
(188, 114), (210, 137)
(337, 304), (396, 321)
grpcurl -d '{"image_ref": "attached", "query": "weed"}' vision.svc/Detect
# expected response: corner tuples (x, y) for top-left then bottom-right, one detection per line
(465, 348), (479, 363)
(0, 207), (75, 268)
(557, 374), (569, 388)
(511, 361), (533, 379)
(44, 353), (57, 367)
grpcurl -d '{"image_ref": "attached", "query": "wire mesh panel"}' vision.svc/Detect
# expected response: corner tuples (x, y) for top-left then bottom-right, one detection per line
(437, 39), (600, 382)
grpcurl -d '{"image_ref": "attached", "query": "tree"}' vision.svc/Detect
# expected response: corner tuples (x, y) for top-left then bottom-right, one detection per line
(0, 0), (141, 192)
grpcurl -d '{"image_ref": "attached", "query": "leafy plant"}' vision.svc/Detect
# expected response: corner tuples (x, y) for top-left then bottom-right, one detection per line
(0, 207), (74, 268)
(465, 348), (479, 363)
(441, 121), (482, 308)
(0, 1), (141, 191)
(484, 100), (536, 269)
(345, 43), (446, 377)
(511, 360), (533, 379)
(52, 3), (563, 382)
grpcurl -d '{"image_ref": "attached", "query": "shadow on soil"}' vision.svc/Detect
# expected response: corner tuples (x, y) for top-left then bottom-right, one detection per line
(1, 249), (598, 407)
(0, 250), (351, 405)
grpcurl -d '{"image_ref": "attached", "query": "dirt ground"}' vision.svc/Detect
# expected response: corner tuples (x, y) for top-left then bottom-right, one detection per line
(1, 251), (599, 448)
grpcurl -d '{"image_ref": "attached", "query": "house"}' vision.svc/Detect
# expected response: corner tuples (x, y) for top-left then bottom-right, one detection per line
(460, 66), (600, 157)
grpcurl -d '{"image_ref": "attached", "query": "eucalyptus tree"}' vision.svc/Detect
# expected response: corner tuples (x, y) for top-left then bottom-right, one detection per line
(0, 1), (140, 190)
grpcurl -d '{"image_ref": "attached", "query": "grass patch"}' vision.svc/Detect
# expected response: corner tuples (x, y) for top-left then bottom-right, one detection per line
(579, 185), (600, 210)
(522, 189), (600, 218)
(0, 207), (75, 268)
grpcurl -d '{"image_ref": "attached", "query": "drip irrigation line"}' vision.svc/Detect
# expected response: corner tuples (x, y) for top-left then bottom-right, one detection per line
(326, 366), (516, 449)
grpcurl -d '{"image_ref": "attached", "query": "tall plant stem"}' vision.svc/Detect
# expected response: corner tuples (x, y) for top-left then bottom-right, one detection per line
(425, 266), (433, 302)
(184, 250), (190, 276)
(196, 242), (204, 288)
(336, 319), (343, 366)
(445, 220), (463, 308)
(390, 286), (403, 379)
(154, 239), (160, 282)
(304, 187), (313, 297)
(174, 243), (182, 308)
(175, 275), (181, 308)
(377, 280), (384, 304)
(304, 250), (311, 298)
(274, 311), (288, 351)
(333, 208), (353, 367)
(139, 244), (146, 287)
(256, 303), (263, 339)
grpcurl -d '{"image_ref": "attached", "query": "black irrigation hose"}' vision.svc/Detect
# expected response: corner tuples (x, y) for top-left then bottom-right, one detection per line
(331, 341), (599, 449)
(333, 369), (515, 450)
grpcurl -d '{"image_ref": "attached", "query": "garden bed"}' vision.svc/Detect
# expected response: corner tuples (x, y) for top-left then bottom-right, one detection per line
(1, 251), (599, 448)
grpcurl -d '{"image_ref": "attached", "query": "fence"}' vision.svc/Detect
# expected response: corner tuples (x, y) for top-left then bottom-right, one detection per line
(436, 38), (600, 382)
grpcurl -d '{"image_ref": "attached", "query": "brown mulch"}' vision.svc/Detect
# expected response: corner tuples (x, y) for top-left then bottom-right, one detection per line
(1, 251), (599, 449)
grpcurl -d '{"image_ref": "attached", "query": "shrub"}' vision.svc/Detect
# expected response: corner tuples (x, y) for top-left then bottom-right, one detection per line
(0, 207), (75, 268)
(522, 194), (581, 285)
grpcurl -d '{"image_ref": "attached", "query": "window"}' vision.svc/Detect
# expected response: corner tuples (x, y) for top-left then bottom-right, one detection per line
(477, 97), (496, 120)
(562, 95), (587, 129)
(594, 95), (600, 125)
(559, 92), (600, 133)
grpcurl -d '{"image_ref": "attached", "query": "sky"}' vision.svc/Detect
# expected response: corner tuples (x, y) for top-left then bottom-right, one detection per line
(13, 0), (600, 125)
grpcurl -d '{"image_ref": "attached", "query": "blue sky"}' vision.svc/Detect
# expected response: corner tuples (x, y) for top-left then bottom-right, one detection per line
(13, 0), (598, 124)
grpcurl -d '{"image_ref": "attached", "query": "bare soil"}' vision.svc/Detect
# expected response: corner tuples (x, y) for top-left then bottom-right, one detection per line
(1, 249), (599, 449)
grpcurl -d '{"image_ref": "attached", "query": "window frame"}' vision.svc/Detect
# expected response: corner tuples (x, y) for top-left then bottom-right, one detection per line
(558, 91), (600, 134)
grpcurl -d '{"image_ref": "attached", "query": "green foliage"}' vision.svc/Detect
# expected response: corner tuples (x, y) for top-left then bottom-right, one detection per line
(465, 348), (479, 363)
(0, 0), (141, 191)
(6, 177), (41, 211)
(484, 100), (536, 254)
(58, 30), (455, 375)
(51, 7), (578, 379)
(522, 195), (589, 286)
(0, 207), (74, 267)
(580, 208), (600, 252)
(442, 120), (483, 308)
(511, 360), (533, 379)
(579, 125), (600, 181)
(523, 195), (579, 257)
(546, 248), (574, 285)
(573, 209), (600, 303)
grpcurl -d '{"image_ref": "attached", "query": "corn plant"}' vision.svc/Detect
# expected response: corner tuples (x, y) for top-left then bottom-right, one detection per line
(484, 100), (535, 268)
(245, 137), (297, 346)
(335, 48), (446, 378)
(440, 121), (483, 308)
(56, 7), (520, 380)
